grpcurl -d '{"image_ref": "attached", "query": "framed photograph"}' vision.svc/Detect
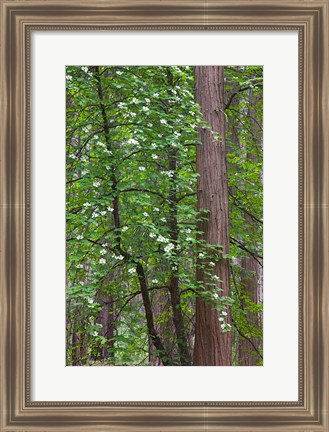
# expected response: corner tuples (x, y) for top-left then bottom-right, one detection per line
(1, 0), (328, 430)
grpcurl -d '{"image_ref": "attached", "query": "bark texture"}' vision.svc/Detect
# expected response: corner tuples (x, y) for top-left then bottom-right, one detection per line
(95, 293), (115, 360)
(149, 289), (175, 365)
(193, 66), (232, 366)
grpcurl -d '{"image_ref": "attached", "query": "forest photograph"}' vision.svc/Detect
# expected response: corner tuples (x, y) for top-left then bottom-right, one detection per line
(66, 65), (263, 366)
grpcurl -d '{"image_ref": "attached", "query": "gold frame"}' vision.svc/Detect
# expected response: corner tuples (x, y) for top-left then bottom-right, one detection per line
(1, 0), (328, 430)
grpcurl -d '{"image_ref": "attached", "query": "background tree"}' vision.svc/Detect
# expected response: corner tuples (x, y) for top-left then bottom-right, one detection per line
(225, 66), (263, 365)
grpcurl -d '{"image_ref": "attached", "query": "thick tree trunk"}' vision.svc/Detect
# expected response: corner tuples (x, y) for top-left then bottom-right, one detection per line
(193, 66), (232, 366)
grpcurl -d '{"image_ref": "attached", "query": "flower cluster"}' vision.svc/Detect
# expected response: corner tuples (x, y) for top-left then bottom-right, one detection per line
(160, 170), (174, 178)
(219, 310), (231, 331)
(164, 243), (175, 253)
(157, 235), (169, 243)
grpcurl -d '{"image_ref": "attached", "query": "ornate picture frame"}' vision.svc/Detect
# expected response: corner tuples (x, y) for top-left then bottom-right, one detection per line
(1, 1), (328, 430)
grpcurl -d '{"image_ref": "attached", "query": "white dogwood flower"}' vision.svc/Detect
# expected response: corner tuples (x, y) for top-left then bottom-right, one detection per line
(164, 243), (175, 253)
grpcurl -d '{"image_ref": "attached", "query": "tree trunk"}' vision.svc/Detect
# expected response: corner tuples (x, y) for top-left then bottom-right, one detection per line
(237, 251), (261, 365)
(167, 145), (192, 365)
(193, 66), (232, 366)
(71, 305), (88, 365)
(148, 289), (175, 365)
(136, 262), (171, 366)
(237, 87), (263, 365)
(95, 293), (115, 360)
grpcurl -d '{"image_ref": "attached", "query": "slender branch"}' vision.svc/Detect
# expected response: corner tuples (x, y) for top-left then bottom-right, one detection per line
(112, 285), (169, 321)
(230, 237), (263, 267)
(229, 192), (263, 225)
(136, 262), (172, 366)
(177, 192), (197, 202)
(120, 188), (167, 200)
(231, 318), (263, 360)
(66, 176), (84, 185)
(225, 84), (263, 110)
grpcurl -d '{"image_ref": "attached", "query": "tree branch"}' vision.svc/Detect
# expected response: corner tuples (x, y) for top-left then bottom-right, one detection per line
(231, 318), (263, 360)
(120, 188), (167, 201)
(230, 237), (263, 267)
(225, 84), (263, 110)
(229, 192), (263, 225)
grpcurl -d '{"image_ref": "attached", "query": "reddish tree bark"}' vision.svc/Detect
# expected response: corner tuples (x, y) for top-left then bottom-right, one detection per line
(193, 66), (232, 366)
(71, 305), (88, 365)
(95, 293), (115, 360)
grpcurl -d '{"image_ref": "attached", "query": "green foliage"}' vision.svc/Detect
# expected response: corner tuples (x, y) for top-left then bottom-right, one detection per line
(66, 65), (263, 366)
